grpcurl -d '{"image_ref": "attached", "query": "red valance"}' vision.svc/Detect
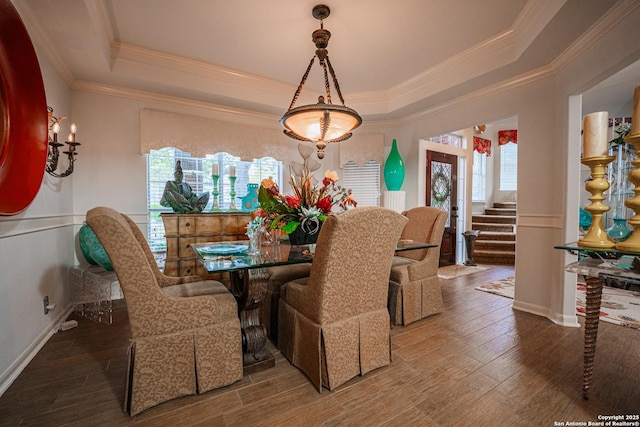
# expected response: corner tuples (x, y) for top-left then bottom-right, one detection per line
(473, 136), (492, 156)
(498, 130), (517, 145)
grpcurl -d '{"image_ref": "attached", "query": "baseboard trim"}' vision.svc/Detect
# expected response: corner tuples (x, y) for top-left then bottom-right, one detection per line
(0, 303), (75, 396)
(512, 299), (580, 328)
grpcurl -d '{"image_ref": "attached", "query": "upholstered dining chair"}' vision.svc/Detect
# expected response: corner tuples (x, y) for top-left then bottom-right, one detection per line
(122, 213), (203, 287)
(261, 262), (312, 345)
(388, 206), (447, 326)
(86, 207), (243, 416)
(277, 207), (407, 391)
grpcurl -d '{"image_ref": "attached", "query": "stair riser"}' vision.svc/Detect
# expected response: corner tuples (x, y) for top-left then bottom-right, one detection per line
(476, 233), (516, 241)
(474, 251), (516, 265)
(474, 255), (515, 265)
(473, 224), (514, 233)
(484, 208), (516, 216)
(493, 202), (517, 209)
(472, 215), (516, 225)
(475, 241), (516, 251)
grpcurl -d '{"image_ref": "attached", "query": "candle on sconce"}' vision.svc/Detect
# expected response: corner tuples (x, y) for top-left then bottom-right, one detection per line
(212, 162), (219, 176)
(230, 165), (236, 176)
(583, 111), (609, 158)
(68, 123), (77, 142)
(631, 84), (640, 136)
(52, 123), (60, 142)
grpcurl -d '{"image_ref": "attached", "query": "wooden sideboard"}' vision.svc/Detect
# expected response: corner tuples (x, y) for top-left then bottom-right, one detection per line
(161, 212), (251, 284)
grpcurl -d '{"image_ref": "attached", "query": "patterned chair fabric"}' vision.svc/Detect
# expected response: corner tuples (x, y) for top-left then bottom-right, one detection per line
(277, 207), (407, 391)
(86, 207), (242, 416)
(261, 263), (312, 346)
(388, 206), (447, 326)
(122, 214), (203, 287)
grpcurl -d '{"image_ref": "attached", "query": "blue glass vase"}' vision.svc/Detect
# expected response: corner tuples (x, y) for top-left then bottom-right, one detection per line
(606, 218), (631, 242)
(384, 139), (405, 191)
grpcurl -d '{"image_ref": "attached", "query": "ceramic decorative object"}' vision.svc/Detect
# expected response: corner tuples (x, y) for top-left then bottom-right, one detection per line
(606, 218), (632, 242)
(241, 183), (260, 212)
(288, 221), (322, 245)
(78, 224), (113, 271)
(384, 139), (405, 191)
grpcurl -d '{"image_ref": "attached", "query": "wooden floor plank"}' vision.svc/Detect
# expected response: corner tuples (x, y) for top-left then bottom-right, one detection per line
(1, 264), (639, 427)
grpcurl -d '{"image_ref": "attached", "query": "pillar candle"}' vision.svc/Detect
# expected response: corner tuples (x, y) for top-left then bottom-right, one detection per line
(632, 84), (640, 136)
(212, 162), (219, 176)
(230, 165), (236, 176)
(583, 111), (609, 158)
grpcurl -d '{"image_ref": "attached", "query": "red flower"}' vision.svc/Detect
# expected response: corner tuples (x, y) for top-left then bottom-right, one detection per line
(284, 195), (301, 209)
(316, 196), (332, 213)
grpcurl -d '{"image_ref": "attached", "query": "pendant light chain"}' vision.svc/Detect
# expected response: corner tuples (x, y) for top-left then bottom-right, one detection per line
(288, 56), (316, 111)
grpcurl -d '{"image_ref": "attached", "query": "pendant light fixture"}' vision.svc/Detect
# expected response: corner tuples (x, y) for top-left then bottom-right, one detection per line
(280, 4), (362, 159)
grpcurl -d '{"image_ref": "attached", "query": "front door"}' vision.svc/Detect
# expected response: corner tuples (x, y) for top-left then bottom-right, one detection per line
(426, 151), (458, 266)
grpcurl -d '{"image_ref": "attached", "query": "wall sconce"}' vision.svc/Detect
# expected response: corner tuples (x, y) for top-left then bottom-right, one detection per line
(46, 107), (80, 177)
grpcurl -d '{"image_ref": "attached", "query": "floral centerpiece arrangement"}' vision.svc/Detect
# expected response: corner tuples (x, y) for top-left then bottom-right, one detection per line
(257, 144), (356, 243)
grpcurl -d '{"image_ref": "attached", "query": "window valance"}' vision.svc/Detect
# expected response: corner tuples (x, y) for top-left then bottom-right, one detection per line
(498, 130), (517, 146)
(338, 133), (384, 167)
(473, 136), (492, 156)
(139, 109), (290, 160)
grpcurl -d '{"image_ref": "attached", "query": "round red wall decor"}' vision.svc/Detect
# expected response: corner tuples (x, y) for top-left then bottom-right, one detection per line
(0, 0), (48, 215)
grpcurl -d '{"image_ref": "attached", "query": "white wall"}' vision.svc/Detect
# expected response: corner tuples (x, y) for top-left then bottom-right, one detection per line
(0, 44), (76, 393)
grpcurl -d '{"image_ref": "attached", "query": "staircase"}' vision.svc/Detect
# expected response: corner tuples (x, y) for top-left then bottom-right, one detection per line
(471, 202), (516, 265)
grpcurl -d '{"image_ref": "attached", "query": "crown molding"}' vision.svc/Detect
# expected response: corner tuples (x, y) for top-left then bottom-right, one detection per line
(72, 80), (282, 128)
(84, 0), (115, 70)
(549, 0), (640, 73)
(11, 0), (76, 86)
(113, 42), (320, 111)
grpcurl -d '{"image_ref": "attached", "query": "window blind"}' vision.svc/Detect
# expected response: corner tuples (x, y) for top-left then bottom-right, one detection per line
(342, 161), (381, 207)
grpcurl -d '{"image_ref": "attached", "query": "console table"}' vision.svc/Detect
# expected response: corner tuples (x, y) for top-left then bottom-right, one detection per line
(555, 243), (640, 399)
(161, 212), (251, 284)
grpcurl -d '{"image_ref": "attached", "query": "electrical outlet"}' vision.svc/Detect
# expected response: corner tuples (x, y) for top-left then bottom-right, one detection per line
(43, 296), (50, 315)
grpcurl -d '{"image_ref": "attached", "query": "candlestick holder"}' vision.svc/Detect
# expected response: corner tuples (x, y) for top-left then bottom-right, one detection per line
(228, 175), (240, 211)
(578, 155), (616, 249)
(616, 133), (640, 251)
(210, 174), (222, 212)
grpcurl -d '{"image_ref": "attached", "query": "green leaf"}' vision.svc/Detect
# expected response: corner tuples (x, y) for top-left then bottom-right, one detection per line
(282, 221), (300, 234)
(258, 186), (277, 210)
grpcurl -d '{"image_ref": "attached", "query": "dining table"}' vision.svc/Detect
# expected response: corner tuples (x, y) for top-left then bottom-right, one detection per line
(190, 238), (437, 375)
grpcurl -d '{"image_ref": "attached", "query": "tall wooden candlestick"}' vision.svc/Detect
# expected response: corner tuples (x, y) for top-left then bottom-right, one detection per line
(578, 156), (616, 249)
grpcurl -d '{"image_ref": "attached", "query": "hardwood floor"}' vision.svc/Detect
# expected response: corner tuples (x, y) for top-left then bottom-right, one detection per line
(1, 265), (639, 426)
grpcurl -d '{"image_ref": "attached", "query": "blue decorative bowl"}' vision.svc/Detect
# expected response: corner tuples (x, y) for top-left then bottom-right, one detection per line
(78, 224), (113, 271)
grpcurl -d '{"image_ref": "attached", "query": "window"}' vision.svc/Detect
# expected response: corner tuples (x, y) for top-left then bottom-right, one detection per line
(472, 151), (486, 201)
(429, 133), (463, 148)
(499, 143), (518, 191)
(342, 161), (381, 206)
(147, 147), (282, 252)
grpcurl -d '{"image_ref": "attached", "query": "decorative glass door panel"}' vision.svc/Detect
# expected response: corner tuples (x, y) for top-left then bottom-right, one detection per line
(427, 151), (457, 266)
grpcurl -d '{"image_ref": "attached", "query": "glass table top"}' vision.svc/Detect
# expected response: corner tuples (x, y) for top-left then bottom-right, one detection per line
(190, 240), (437, 273)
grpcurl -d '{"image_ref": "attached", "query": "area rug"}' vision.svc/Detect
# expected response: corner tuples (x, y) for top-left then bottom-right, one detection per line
(475, 276), (640, 330)
(437, 264), (487, 279)
(576, 283), (640, 330)
(474, 276), (515, 298)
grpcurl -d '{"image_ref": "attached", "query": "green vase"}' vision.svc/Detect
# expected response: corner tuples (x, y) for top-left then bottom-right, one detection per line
(384, 139), (405, 191)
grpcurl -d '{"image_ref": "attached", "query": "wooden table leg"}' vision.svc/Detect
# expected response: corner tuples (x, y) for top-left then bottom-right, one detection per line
(229, 268), (275, 375)
(582, 274), (604, 399)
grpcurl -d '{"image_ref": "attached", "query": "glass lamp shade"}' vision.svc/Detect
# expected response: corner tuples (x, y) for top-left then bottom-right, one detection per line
(281, 102), (361, 143)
